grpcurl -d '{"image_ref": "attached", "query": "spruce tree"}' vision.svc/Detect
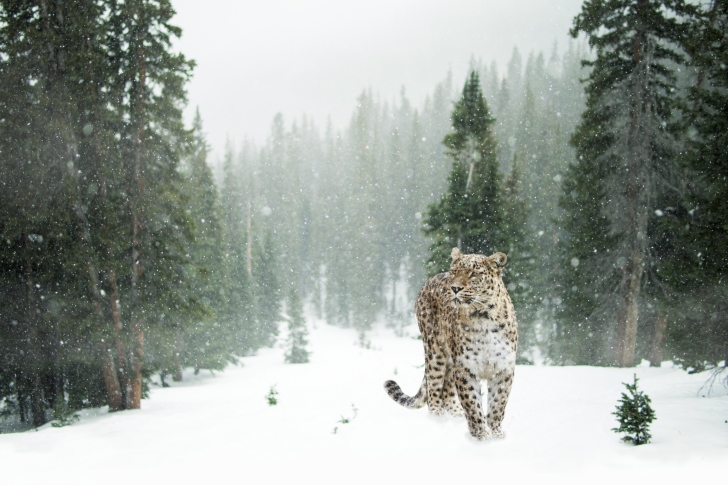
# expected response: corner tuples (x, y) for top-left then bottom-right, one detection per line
(612, 374), (656, 445)
(175, 109), (234, 375)
(218, 142), (258, 354)
(557, 0), (695, 366)
(424, 71), (504, 275)
(252, 230), (282, 348)
(0, 0), (203, 421)
(657, 0), (728, 371)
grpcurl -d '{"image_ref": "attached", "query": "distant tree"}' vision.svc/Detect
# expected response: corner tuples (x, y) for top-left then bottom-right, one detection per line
(218, 142), (258, 354)
(174, 109), (234, 375)
(284, 287), (310, 364)
(252, 230), (282, 348)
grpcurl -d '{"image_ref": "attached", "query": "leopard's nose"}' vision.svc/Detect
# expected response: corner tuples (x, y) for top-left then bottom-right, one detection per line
(451, 285), (463, 295)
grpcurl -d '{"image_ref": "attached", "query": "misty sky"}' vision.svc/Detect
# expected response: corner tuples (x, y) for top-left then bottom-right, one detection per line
(172, 0), (586, 160)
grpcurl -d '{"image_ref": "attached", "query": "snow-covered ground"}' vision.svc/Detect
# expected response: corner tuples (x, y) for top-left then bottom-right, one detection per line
(1, 318), (726, 484)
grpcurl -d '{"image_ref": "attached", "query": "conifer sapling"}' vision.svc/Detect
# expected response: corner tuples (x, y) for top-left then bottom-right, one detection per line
(266, 386), (279, 406)
(612, 374), (656, 445)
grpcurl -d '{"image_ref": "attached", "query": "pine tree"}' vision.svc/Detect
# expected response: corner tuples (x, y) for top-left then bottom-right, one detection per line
(424, 71), (505, 275)
(557, 0), (695, 366)
(175, 109), (234, 375)
(252, 230), (281, 348)
(612, 374), (656, 445)
(218, 142), (258, 354)
(0, 0), (201, 421)
(656, 0), (728, 371)
(284, 287), (310, 364)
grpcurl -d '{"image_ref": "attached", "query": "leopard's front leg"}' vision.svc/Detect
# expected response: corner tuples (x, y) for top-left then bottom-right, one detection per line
(454, 363), (491, 439)
(486, 369), (514, 438)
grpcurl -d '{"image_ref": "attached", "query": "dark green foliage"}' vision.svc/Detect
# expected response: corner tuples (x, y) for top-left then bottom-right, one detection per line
(612, 374), (656, 445)
(423, 71), (533, 354)
(552, 0), (695, 366)
(0, 0), (249, 427)
(284, 287), (309, 364)
(176, 110), (236, 373)
(656, 0), (728, 372)
(424, 71), (507, 275)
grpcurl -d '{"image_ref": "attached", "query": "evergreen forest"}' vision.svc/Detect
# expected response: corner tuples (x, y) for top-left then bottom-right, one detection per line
(1, 0), (726, 431)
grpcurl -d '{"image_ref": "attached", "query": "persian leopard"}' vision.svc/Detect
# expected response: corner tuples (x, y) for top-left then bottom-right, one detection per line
(384, 247), (518, 440)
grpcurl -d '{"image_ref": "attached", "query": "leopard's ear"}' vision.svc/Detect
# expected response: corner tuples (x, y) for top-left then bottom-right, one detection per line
(490, 252), (507, 269)
(451, 247), (462, 261)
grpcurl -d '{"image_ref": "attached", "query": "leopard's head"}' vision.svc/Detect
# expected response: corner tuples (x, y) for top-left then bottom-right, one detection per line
(449, 247), (507, 311)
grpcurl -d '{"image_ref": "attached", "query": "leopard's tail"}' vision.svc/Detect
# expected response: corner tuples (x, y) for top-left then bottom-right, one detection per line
(383, 375), (426, 409)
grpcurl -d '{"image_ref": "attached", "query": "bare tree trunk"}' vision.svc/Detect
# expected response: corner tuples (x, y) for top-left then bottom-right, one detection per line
(615, 16), (652, 368)
(128, 320), (144, 409)
(173, 329), (183, 382)
(88, 264), (123, 411)
(616, 253), (642, 367)
(649, 311), (667, 367)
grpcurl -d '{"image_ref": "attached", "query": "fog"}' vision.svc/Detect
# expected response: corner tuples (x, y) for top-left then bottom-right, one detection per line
(173, 0), (585, 158)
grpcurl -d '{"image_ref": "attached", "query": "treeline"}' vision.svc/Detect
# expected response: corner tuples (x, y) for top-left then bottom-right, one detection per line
(2, 0), (726, 432)
(219, 42), (588, 358)
(0, 1), (276, 430)
(223, 0), (727, 373)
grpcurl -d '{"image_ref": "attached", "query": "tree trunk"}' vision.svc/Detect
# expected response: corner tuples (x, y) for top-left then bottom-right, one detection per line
(128, 321), (144, 409)
(99, 345), (123, 411)
(88, 259), (122, 413)
(173, 329), (183, 382)
(615, 16), (652, 368)
(24, 237), (47, 427)
(616, 252), (642, 367)
(649, 312), (667, 367)
(108, 269), (128, 409)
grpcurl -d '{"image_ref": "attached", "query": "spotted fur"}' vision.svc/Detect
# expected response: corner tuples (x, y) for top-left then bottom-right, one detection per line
(384, 247), (518, 440)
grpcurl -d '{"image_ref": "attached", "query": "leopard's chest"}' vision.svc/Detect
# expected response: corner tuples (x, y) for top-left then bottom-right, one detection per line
(456, 317), (516, 380)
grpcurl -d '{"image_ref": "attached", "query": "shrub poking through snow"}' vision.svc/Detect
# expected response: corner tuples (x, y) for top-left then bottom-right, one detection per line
(265, 386), (278, 406)
(612, 374), (656, 445)
(332, 404), (358, 434)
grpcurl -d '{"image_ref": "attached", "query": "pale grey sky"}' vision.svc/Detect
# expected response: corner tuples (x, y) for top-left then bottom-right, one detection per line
(172, 0), (585, 159)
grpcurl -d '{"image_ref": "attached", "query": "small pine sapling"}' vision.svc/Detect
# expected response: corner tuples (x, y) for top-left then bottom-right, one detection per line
(612, 374), (656, 445)
(265, 385), (279, 406)
(285, 287), (310, 364)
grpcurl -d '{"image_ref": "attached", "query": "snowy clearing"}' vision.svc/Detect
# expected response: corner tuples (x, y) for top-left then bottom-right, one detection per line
(1, 318), (726, 484)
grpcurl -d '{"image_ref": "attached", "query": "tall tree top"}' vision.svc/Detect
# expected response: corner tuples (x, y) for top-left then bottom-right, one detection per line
(444, 71), (495, 154)
(571, 0), (695, 51)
